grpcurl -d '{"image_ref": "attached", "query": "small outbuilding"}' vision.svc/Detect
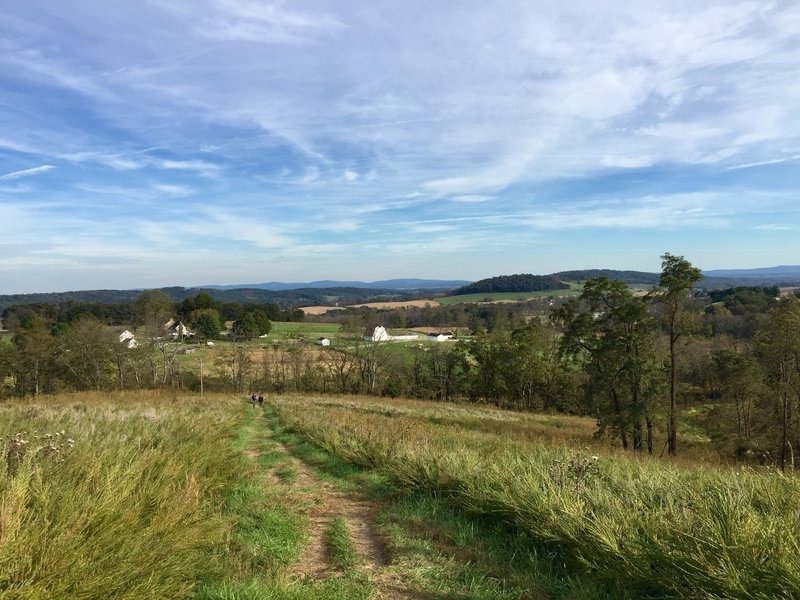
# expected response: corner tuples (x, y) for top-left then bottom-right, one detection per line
(428, 332), (454, 342)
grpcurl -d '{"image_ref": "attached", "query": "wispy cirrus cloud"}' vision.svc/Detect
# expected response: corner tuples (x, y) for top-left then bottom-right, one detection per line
(195, 0), (344, 44)
(0, 165), (54, 181)
(1, 1), (800, 291)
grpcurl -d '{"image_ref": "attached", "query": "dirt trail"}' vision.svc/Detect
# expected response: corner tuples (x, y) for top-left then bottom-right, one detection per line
(266, 445), (420, 599)
(281, 454), (387, 580)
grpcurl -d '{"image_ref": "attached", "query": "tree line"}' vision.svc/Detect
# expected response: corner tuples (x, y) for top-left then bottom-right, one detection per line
(2, 256), (800, 467)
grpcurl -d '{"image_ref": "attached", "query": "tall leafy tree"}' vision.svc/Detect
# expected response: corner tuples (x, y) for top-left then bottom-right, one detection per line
(554, 278), (661, 451)
(465, 329), (511, 403)
(133, 290), (175, 336)
(656, 253), (702, 456)
(706, 347), (768, 457)
(55, 317), (115, 390)
(194, 310), (223, 341)
(11, 316), (57, 396)
(757, 298), (800, 470)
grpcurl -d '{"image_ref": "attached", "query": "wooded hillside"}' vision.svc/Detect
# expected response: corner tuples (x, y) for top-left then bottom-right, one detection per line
(452, 274), (568, 295)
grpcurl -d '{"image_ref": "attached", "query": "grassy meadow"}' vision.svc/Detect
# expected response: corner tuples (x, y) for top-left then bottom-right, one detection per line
(0, 392), (345, 599)
(269, 322), (343, 340)
(4, 391), (800, 599)
(270, 394), (800, 599)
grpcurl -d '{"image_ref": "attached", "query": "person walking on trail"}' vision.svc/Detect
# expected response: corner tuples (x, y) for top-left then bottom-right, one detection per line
(250, 393), (257, 408)
(258, 394), (264, 407)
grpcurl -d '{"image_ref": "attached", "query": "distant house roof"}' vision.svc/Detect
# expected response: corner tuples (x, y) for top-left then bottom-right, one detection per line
(365, 326), (419, 342)
(428, 333), (454, 341)
(366, 326), (390, 342)
(165, 321), (194, 339)
(118, 330), (138, 348)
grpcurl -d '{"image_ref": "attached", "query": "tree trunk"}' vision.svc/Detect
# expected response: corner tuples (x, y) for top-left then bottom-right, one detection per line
(668, 324), (678, 456)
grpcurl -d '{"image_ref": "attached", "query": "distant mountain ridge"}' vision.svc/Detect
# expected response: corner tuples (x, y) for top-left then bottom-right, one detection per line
(553, 269), (661, 285)
(702, 265), (800, 278)
(202, 278), (471, 291)
(2, 268), (799, 312)
(0, 281), (468, 312)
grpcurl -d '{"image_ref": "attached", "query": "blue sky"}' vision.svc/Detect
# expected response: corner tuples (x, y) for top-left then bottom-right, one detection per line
(1, 0), (799, 294)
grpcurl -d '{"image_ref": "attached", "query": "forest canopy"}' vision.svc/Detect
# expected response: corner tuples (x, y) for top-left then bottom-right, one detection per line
(452, 274), (569, 295)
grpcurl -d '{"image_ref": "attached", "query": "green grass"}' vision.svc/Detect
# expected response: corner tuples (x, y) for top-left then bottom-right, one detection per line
(0, 393), (376, 600)
(196, 402), (378, 599)
(197, 576), (375, 600)
(274, 462), (299, 483)
(0, 393), (243, 599)
(12, 390), (778, 599)
(266, 399), (621, 599)
(325, 517), (358, 572)
(270, 394), (800, 599)
(269, 322), (342, 339)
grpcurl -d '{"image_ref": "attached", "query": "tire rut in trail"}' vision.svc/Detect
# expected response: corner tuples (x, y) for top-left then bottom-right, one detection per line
(269, 446), (423, 600)
(282, 453), (388, 579)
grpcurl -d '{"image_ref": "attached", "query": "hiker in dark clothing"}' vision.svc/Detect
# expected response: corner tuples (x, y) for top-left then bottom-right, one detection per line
(258, 394), (264, 407)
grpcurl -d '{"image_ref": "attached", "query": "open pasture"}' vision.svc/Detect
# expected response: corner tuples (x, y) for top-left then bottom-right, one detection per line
(0, 392), (379, 599)
(269, 321), (343, 339)
(437, 288), (582, 305)
(271, 393), (800, 599)
(7, 389), (799, 599)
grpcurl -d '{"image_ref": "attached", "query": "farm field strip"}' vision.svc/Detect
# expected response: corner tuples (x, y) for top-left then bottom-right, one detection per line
(270, 394), (800, 600)
(436, 289), (582, 305)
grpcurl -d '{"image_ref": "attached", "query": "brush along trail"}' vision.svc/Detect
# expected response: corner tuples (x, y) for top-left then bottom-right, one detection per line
(261, 425), (419, 599)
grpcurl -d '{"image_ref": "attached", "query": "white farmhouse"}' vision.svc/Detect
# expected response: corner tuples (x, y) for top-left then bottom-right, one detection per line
(368, 326), (391, 342)
(366, 326), (419, 342)
(118, 330), (138, 348)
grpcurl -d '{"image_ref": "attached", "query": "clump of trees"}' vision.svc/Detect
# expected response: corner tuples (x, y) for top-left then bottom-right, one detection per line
(453, 273), (568, 295)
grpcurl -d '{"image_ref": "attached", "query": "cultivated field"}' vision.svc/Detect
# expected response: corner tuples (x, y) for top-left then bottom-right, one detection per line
(437, 288), (583, 305)
(347, 299), (439, 309)
(298, 305), (346, 315)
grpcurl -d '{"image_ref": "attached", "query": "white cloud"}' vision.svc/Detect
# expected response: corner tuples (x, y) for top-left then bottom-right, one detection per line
(63, 152), (146, 171)
(157, 159), (220, 176)
(728, 155), (800, 171)
(152, 183), (194, 197)
(450, 195), (495, 203)
(0, 165), (55, 180)
(2, 1), (800, 291)
(197, 0), (344, 44)
(600, 156), (656, 169)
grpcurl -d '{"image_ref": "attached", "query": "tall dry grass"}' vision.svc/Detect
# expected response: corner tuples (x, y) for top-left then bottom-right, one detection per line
(271, 394), (800, 599)
(0, 392), (245, 599)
